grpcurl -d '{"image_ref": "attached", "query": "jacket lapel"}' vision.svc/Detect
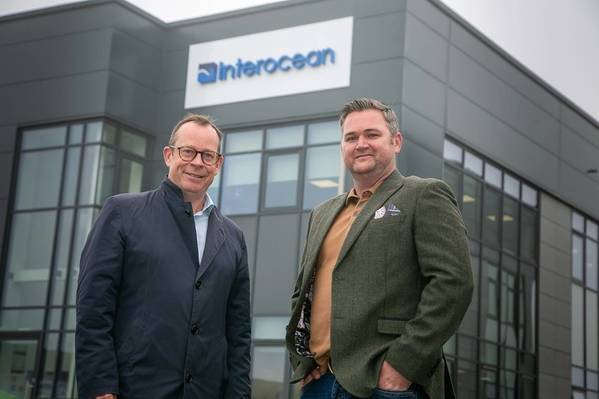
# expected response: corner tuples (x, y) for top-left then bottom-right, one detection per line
(162, 180), (200, 268)
(197, 208), (226, 279)
(301, 195), (346, 284)
(335, 170), (405, 268)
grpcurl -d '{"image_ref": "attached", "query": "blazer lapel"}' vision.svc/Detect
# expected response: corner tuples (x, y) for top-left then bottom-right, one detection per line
(301, 195), (346, 284)
(335, 170), (405, 267)
(163, 182), (200, 269)
(197, 208), (226, 279)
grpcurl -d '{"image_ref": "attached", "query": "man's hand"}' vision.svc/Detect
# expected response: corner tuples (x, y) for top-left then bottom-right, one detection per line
(300, 365), (324, 387)
(377, 360), (412, 391)
(95, 395), (116, 399)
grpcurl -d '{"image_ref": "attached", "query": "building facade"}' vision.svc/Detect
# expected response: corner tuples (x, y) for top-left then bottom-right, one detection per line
(0, 0), (598, 398)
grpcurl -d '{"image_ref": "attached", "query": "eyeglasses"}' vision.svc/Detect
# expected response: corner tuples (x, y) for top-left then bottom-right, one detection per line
(169, 146), (221, 165)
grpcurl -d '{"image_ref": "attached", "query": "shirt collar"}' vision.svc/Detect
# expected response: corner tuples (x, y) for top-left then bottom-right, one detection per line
(194, 193), (215, 217)
(345, 175), (387, 206)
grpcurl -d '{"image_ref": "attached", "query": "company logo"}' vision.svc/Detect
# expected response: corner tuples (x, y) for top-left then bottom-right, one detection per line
(197, 48), (335, 84)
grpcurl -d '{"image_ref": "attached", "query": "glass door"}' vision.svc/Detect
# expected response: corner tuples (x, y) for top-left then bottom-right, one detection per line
(0, 336), (40, 399)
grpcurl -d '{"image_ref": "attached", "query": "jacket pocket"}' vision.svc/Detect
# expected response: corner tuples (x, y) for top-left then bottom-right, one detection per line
(377, 318), (407, 335)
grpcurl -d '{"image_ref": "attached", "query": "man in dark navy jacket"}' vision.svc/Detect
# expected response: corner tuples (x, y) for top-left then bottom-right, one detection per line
(76, 114), (251, 399)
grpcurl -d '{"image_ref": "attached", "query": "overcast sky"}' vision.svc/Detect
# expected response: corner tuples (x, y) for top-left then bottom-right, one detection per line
(1, 0), (597, 123)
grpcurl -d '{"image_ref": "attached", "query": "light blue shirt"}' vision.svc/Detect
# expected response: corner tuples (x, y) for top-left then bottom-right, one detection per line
(194, 194), (215, 265)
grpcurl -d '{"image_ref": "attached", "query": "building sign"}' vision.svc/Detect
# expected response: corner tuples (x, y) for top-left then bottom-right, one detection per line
(184, 17), (353, 108)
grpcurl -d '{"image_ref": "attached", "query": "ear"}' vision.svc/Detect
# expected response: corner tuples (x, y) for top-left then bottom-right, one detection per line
(163, 146), (174, 167)
(214, 154), (224, 171)
(394, 131), (403, 154)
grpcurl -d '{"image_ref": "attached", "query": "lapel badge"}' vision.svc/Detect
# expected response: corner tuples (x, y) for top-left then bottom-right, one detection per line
(386, 203), (402, 216)
(374, 206), (386, 219)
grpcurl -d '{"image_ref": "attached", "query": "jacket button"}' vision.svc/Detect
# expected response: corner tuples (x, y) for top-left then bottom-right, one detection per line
(185, 371), (192, 383)
(191, 324), (199, 335)
(195, 279), (202, 289)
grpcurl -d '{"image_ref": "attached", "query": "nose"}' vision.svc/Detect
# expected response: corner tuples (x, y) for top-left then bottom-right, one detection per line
(356, 135), (369, 149)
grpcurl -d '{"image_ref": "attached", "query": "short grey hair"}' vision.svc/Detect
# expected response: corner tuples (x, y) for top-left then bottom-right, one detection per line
(169, 114), (223, 152)
(339, 98), (399, 135)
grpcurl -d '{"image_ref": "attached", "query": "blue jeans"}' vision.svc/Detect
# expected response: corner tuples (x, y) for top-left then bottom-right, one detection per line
(300, 372), (427, 399)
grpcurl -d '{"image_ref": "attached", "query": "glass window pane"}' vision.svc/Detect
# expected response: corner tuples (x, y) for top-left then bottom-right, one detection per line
(587, 239), (598, 290)
(14, 149), (64, 210)
(225, 130), (262, 153)
(252, 317), (288, 340)
(56, 332), (77, 398)
(85, 121), (115, 145)
(519, 263), (536, 353)
(572, 390), (585, 399)
(119, 159), (144, 193)
(443, 139), (462, 164)
(463, 175), (482, 240)
(479, 367), (497, 397)
(79, 145), (100, 205)
(520, 207), (538, 263)
(265, 153), (299, 208)
(95, 147), (117, 205)
(573, 235), (584, 281)
(483, 188), (501, 247)
(307, 121), (339, 144)
(2, 211), (57, 307)
(207, 172), (220, 207)
(67, 208), (97, 305)
(481, 254), (499, 342)
(61, 147), (81, 206)
(573, 212), (585, 233)
(0, 338), (38, 397)
(304, 145), (340, 210)
(587, 220), (598, 240)
(464, 151), (483, 176)
(521, 184), (537, 207)
(588, 371), (599, 391)
(457, 360), (477, 399)
(443, 166), (461, 202)
(586, 290), (598, 370)
(500, 258), (517, 348)
(51, 209), (74, 305)
(443, 334), (456, 355)
(572, 284), (584, 366)
(252, 346), (286, 399)
(0, 309), (45, 330)
(503, 174), (519, 199)
(572, 366), (585, 387)
(120, 129), (147, 157)
(484, 163), (501, 188)
(22, 126), (66, 149)
(79, 145), (116, 206)
(69, 124), (83, 144)
(502, 197), (519, 254)
(221, 153), (261, 215)
(519, 375), (535, 399)
(38, 333), (59, 397)
(499, 369), (516, 399)
(266, 125), (303, 149)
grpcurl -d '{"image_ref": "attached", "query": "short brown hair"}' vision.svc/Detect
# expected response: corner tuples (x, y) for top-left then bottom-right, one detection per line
(169, 114), (223, 152)
(339, 98), (399, 135)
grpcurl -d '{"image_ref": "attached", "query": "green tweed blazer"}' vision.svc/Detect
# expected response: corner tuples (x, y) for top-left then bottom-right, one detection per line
(286, 170), (473, 399)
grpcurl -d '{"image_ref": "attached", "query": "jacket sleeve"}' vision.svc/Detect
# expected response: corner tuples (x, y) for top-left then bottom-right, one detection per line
(224, 233), (252, 399)
(76, 197), (124, 399)
(385, 180), (474, 384)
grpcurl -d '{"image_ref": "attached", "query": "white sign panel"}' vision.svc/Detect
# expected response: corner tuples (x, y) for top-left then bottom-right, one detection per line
(184, 17), (353, 108)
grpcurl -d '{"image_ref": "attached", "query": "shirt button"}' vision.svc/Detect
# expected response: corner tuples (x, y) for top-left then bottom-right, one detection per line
(195, 280), (202, 289)
(185, 371), (192, 383)
(191, 324), (199, 335)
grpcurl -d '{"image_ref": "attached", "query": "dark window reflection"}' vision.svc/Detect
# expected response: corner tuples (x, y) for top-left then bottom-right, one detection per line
(483, 188), (501, 248)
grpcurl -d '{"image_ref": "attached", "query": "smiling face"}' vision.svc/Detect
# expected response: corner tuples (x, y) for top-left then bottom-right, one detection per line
(163, 121), (223, 203)
(341, 109), (402, 181)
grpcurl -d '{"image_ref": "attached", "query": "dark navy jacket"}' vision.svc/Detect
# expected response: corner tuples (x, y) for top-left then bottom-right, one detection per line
(76, 179), (251, 399)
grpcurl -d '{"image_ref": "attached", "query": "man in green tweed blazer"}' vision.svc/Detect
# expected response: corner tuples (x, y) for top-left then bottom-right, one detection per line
(286, 98), (473, 399)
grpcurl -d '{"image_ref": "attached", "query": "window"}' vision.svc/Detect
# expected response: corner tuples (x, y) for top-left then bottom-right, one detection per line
(0, 119), (149, 398)
(443, 138), (539, 399)
(572, 211), (599, 397)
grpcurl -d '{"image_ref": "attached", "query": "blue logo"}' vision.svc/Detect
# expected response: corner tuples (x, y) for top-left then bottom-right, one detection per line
(198, 63), (218, 84)
(197, 48), (335, 85)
